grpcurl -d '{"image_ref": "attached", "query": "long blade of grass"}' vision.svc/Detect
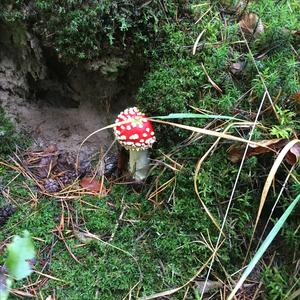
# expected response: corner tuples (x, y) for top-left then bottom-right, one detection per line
(150, 119), (260, 145)
(255, 140), (299, 227)
(193, 122), (248, 235)
(245, 140), (299, 262)
(151, 113), (243, 121)
(228, 193), (300, 300)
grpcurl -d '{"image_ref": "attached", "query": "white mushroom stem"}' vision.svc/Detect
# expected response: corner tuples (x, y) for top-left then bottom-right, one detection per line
(129, 149), (150, 181)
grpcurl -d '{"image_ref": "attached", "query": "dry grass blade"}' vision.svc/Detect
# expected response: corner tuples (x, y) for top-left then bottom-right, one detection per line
(201, 63), (223, 93)
(76, 122), (122, 170)
(286, 288), (300, 300)
(195, 6), (212, 24)
(256, 165), (295, 250)
(192, 29), (206, 55)
(193, 122), (253, 235)
(245, 139), (299, 260)
(11, 289), (35, 298)
(56, 227), (81, 264)
(150, 119), (261, 145)
(78, 117), (258, 165)
(148, 176), (175, 203)
(33, 270), (66, 282)
(194, 139), (222, 233)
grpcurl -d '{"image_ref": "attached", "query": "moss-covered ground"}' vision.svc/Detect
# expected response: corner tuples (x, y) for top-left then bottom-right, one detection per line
(0, 1), (300, 299)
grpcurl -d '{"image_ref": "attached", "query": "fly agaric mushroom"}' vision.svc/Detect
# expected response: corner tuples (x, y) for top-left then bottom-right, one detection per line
(114, 107), (156, 181)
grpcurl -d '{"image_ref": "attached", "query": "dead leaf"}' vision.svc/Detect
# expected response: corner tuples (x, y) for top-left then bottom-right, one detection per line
(228, 139), (300, 165)
(194, 280), (223, 294)
(228, 139), (287, 163)
(285, 143), (300, 165)
(292, 91), (300, 103)
(230, 61), (246, 75)
(80, 176), (107, 195)
(239, 13), (264, 37)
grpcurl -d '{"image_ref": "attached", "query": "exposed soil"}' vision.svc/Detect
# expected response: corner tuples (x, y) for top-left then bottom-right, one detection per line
(0, 23), (144, 158)
(0, 89), (115, 156)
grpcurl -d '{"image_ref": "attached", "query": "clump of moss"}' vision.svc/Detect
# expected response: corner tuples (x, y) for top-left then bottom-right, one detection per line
(138, 0), (299, 132)
(0, 0), (176, 63)
(0, 109), (20, 155)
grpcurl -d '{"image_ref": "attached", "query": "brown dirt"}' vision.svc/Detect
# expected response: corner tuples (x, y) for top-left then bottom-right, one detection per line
(0, 89), (115, 156)
(0, 23), (142, 159)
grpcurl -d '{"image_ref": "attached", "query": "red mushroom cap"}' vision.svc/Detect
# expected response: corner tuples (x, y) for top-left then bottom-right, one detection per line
(114, 107), (156, 151)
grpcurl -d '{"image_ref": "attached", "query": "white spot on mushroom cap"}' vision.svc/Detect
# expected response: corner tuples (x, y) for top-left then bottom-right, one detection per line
(142, 133), (148, 137)
(146, 128), (150, 132)
(129, 134), (139, 140)
(145, 137), (155, 144)
(126, 125), (132, 130)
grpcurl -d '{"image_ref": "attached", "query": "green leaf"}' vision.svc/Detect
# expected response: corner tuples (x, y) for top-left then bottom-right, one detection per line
(150, 113), (242, 121)
(5, 231), (35, 281)
(228, 194), (300, 300)
(0, 267), (12, 300)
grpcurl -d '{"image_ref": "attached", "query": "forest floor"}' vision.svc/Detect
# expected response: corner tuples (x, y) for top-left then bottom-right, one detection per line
(0, 1), (300, 300)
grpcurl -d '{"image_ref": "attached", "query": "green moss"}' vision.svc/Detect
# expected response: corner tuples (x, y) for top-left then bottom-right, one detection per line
(263, 266), (300, 300)
(0, 0), (176, 63)
(0, 110), (19, 156)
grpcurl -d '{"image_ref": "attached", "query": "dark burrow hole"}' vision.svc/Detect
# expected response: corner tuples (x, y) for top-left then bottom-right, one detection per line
(0, 26), (146, 155)
(28, 47), (145, 112)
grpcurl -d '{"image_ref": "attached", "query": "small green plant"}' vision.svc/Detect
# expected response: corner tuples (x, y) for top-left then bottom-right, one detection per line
(0, 231), (35, 300)
(262, 267), (294, 300)
(270, 105), (296, 138)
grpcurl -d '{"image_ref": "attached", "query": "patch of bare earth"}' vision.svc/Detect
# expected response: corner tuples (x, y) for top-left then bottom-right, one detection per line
(0, 90), (114, 156)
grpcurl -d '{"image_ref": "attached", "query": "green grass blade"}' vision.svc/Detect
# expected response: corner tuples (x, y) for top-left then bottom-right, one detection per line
(228, 194), (300, 300)
(150, 113), (243, 121)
